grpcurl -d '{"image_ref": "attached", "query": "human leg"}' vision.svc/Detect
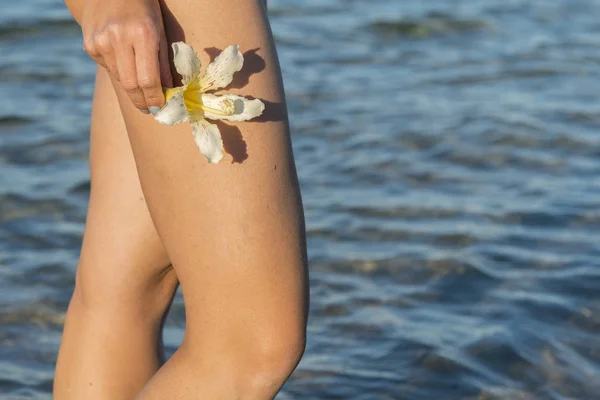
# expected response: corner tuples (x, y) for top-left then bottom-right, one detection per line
(111, 1), (309, 398)
(53, 67), (178, 400)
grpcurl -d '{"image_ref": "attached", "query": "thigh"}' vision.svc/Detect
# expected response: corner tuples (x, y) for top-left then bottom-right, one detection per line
(76, 67), (173, 308)
(113, 0), (307, 345)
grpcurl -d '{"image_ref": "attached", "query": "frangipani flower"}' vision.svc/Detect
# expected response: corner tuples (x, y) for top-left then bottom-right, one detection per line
(154, 42), (265, 163)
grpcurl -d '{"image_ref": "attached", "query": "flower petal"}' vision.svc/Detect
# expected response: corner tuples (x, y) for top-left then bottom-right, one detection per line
(191, 118), (224, 163)
(201, 93), (265, 122)
(199, 45), (244, 91)
(154, 88), (188, 126)
(172, 42), (202, 85)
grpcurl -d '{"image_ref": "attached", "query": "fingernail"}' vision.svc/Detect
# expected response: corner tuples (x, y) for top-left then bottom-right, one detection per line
(149, 106), (161, 115)
(141, 109), (150, 114)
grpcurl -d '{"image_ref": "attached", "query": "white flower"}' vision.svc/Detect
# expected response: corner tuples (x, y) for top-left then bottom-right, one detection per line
(154, 42), (265, 164)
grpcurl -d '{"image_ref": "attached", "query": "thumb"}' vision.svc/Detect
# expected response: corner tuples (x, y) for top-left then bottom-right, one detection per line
(158, 32), (173, 88)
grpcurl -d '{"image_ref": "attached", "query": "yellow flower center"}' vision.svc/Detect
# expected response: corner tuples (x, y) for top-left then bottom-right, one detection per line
(174, 85), (236, 118)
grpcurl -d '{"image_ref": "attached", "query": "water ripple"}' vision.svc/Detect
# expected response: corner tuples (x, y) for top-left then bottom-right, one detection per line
(2, 0), (600, 398)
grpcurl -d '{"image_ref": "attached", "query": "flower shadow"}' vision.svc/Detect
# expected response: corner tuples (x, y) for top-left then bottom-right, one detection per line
(216, 98), (286, 164)
(217, 121), (248, 164)
(250, 99), (287, 123)
(216, 99), (287, 164)
(203, 47), (280, 164)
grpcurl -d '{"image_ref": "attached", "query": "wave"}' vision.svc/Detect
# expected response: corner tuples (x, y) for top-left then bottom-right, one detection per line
(369, 12), (491, 38)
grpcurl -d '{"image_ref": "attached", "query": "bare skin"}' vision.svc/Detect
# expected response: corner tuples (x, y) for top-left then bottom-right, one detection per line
(54, 0), (308, 399)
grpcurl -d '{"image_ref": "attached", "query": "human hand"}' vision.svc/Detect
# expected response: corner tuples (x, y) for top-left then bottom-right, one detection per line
(81, 0), (173, 114)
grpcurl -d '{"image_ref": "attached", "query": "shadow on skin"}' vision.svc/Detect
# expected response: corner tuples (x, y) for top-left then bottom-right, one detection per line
(161, 0), (186, 86)
(252, 99), (287, 123)
(204, 47), (285, 164)
(217, 98), (288, 164)
(217, 121), (248, 163)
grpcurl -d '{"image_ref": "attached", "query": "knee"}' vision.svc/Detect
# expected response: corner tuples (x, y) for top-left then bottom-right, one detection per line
(185, 324), (306, 398)
(72, 258), (178, 321)
(243, 331), (306, 395)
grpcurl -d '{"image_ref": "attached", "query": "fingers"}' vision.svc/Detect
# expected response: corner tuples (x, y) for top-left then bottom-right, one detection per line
(134, 30), (166, 114)
(83, 20), (170, 115)
(92, 31), (120, 81)
(117, 45), (150, 113)
(83, 36), (107, 69)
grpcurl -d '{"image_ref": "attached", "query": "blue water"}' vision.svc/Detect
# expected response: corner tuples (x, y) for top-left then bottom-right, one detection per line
(3, 0), (600, 398)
